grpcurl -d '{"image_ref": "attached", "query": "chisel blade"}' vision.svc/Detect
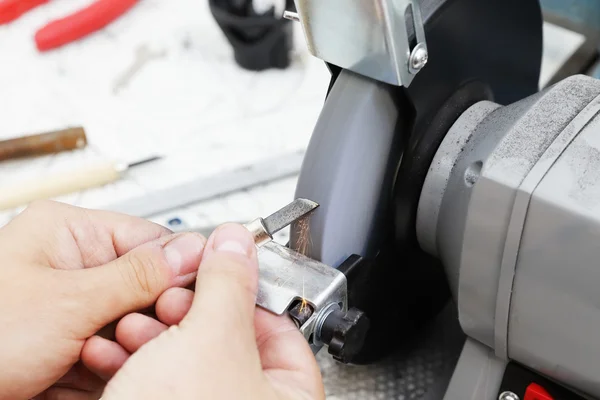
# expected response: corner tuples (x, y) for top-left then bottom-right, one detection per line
(263, 198), (318, 235)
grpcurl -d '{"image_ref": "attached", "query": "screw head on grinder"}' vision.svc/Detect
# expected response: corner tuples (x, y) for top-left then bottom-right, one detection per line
(498, 392), (520, 400)
(318, 308), (370, 363)
(409, 43), (428, 74)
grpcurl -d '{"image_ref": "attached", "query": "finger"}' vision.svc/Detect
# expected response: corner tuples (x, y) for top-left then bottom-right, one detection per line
(67, 207), (172, 268)
(1, 201), (172, 264)
(170, 224), (264, 390)
(185, 224), (258, 337)
(66, 232), (206, 334)
(155, 287), (195, 325)
(255, 308), (319, 372)
(254, 309), (324, 399)
(84, 209), (172, 257)
(81, 336), (130, 381)
(115, 313), (168, 353)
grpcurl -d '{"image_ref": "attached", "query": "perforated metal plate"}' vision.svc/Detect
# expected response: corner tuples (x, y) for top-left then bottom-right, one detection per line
(317, 305), (464, 399)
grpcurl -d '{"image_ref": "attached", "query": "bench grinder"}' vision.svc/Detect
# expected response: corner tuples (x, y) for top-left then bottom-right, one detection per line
(243, 0), (600, 399)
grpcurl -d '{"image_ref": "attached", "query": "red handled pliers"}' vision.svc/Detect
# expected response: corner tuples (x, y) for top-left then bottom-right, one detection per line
(0, 0), (139, 51)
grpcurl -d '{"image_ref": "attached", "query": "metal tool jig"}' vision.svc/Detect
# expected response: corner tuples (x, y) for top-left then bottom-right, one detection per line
(245, 199), (369, 363)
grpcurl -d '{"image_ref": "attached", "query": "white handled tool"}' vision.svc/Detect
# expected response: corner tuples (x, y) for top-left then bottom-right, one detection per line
(0, 156), (160, 211)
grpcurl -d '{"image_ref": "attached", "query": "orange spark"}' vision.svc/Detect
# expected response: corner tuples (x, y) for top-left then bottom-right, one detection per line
(293, 217), (312, 312)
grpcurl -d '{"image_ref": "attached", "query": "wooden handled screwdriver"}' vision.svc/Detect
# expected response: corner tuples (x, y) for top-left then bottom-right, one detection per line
(0, 156), (160, 211)
(0, 127), (87, 161)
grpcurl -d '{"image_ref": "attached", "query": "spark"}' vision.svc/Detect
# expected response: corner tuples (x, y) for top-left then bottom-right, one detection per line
(294, 216), (311, 256)
(293, 216), (312, 312)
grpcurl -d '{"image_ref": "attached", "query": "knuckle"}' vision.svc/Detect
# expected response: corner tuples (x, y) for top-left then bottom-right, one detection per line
(120, 249), (165, 296)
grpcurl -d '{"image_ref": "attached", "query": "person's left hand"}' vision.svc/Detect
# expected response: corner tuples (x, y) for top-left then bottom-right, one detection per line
(0, 200), (206, 400)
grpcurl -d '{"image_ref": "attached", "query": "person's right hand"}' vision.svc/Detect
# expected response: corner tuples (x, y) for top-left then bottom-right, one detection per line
(85, 223), (325, 400)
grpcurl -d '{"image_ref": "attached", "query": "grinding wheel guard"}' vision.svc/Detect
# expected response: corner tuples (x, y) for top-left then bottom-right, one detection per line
(291, 0), (428, 86)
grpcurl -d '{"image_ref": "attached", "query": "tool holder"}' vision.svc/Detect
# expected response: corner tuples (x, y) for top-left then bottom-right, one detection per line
(255, 239), (370, 364)
(244, 201), (370, 364)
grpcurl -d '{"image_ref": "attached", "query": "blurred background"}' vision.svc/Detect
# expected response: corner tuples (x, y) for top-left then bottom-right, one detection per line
(0, 0), (598, 235)
(0, 0), (331, 237)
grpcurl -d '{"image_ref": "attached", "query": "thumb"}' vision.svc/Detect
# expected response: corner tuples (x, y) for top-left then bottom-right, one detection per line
(183, 224), (259, 341)
(72, 232), (206, 332)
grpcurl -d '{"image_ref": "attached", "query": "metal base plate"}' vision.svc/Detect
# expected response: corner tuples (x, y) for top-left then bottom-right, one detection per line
(318, 305), (465, 399)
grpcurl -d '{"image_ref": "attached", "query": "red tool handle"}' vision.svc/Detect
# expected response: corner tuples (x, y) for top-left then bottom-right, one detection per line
(35, 0), (139, 52)
(0, 0), (49, 25)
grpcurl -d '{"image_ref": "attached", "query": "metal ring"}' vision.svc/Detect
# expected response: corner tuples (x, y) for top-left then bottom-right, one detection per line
(313, 302), (341, 346)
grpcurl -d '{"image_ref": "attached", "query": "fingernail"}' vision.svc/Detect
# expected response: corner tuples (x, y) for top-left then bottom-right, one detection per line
(213, 224), (254, 256)
(164, 234), (206, 276)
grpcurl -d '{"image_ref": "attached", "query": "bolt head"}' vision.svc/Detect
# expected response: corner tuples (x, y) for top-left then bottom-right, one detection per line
(410, 47), (428, 71)
(499, 391), (520, 400)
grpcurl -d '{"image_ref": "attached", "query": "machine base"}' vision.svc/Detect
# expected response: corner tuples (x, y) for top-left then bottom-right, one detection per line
(318, 304), (464, 399)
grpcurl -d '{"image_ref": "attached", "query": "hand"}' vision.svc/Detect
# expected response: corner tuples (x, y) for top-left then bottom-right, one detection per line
(0, 201), (206, 400)
(91, 224), (325, 400)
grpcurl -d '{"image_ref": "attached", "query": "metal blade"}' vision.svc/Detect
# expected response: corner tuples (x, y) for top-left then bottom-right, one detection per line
(127, 155), (162, 169)
(263, 198), (318, 235)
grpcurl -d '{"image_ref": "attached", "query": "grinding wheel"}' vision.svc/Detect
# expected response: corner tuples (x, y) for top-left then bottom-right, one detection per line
(292, 0), (543, 363)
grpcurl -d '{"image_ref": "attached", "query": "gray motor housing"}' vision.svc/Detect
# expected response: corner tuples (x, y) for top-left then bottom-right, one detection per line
(418, 75), (600, 398)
